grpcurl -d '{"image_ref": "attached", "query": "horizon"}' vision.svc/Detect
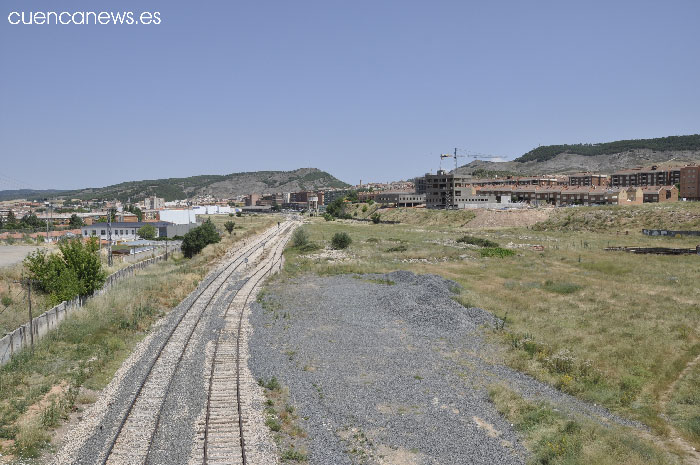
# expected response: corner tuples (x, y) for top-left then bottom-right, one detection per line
(2, 1), (699, 190)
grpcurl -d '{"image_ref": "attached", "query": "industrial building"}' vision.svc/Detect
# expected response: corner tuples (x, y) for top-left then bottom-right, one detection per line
(81, 221), (198, 241)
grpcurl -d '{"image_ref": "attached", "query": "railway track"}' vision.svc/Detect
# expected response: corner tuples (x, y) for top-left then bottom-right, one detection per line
(98, 220), (297, 465)
(200, 220), (294, 465)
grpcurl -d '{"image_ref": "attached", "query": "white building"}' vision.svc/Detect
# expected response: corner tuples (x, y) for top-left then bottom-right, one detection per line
(159, 209), (198, 225)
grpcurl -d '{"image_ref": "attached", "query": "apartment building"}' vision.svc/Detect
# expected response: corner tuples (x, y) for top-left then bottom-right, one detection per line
(611, 166), (681, 187)
(680, 165), (700, 200)
(144, 196), (165, 210)
(568, 173), (608, 186)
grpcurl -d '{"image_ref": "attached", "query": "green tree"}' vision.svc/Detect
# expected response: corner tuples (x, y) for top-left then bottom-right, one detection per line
(24, 238), (106, 305)
(137, 224), (157, 240)
(331, 232), (352, 250)
(224, 221), (235, 234)
(326, 198), (345, 217)
(21, 214), (43, 229)
(6, 211), (17, 228)
(126, 205), (143, 221)
(69, 214), (84, 228)
(181, 219), (221, 258)
(346, 191), (359, 203)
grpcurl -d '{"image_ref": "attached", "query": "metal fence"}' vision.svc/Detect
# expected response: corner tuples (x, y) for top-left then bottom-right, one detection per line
(0, 253), (166, 366)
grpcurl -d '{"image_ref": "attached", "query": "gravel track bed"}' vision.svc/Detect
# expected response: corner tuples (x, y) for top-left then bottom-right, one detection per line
(249, 271), (642, 465)
(52, 223), (287, 465)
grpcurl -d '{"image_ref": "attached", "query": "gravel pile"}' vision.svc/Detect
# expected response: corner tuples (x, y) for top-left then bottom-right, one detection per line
(249, 271), (641, 465)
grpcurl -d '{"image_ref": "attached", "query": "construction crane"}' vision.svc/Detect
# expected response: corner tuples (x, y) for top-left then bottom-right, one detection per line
(438, 148), (504, 209)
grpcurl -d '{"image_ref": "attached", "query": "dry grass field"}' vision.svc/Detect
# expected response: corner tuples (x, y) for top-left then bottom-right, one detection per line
(282, 202), (700, 464)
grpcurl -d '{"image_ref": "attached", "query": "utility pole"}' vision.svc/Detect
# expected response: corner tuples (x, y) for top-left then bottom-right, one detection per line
(452, 147), (458, 210)
(19, 277), (35, 353)
(45, 201), (50, 243)
(107, 212), (113, 267)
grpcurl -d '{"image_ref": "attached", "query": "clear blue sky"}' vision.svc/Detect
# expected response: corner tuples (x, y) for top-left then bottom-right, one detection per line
(1, 0), (699, 190)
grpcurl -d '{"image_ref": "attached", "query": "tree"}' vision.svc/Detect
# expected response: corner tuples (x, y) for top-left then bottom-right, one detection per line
(224, 221), (235, 234)
(69, 214), (84, 228)
(181, 219), (221, 258)
(137, 224), (157, 240)
(24, 237), (106, 305)
(371, 213), (381, 224)
(6, 211), (16, 226)
(331, 232), (351, 250)
(326, 198), (345, 217)
(126, 205), (143, 221)
(346, 191), (359, 203)
(21, 214), (44, 229)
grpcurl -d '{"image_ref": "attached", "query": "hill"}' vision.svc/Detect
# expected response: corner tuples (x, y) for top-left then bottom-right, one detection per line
(0, 189), (70, 202)
(0, 168), (350, 202)
(514, 134), (700, 163)
(456, 134), (700, 176)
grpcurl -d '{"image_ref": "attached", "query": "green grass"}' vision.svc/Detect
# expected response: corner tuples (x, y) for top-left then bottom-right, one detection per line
(479, 247), (516, 258)
(488, 385), (677, 465)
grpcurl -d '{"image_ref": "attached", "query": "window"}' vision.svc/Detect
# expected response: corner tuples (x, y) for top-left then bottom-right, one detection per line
(101, 230), (106, 235)
(83, 231), (88, 236)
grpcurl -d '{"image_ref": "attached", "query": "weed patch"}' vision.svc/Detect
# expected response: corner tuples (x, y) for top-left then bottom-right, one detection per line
(479, 247), (515, 258)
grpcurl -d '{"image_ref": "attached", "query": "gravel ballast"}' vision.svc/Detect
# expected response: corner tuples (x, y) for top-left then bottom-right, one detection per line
(249, 271), (640, 465)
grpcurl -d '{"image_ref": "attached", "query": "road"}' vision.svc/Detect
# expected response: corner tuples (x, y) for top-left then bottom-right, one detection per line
(52, 220), (297, 465)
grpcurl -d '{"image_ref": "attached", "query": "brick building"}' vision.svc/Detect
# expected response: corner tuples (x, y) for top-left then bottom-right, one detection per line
(568, 173), (608, 186)
(611, 166), (681, 187)
(680, 165), (700, 200)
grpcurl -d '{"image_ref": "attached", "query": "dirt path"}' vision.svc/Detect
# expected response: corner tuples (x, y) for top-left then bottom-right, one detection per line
(657, 352), (700, 465)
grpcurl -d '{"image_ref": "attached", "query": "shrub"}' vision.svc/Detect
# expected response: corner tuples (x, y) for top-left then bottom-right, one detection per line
(479, 247), (515, 258)
(137, 224), (157, 240)
(291, 228), (310, 248)
(1, 294), (12, 307)
(322, 213), (334, 221)
(457, 235), (499, 248)
(386, 245), (407, 252)
(370, 213), (381, 224)
(362, 205), (368, 212)
(181, 219), (221, 258)
(331, 232), (351, 250)
(224, 221), (235, 234)
(236, 211), (242, 217)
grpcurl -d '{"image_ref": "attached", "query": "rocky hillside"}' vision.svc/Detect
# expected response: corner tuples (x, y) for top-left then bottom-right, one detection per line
(1, 168), (349, 202)
(456, 135), (700, 175)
